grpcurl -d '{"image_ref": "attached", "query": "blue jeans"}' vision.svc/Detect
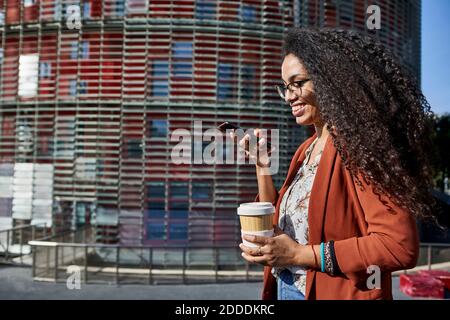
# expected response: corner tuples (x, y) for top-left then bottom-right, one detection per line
(277, 269), (305, 300)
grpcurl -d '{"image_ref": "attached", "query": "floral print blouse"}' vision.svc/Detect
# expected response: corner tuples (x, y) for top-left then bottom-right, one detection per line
(272, 137), (323, 295)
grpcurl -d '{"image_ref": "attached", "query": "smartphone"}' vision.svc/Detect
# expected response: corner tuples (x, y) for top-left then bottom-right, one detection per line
(217, 121), (272, 151)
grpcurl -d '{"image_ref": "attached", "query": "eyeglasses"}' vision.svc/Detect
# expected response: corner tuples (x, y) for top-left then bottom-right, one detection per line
(275, 79), (311, 101)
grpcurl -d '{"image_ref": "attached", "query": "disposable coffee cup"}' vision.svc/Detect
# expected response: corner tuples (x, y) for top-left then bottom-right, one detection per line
(237, 202), (274, 248)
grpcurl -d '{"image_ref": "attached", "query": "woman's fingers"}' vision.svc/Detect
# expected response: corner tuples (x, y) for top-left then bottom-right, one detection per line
(239, 243), (264, 256)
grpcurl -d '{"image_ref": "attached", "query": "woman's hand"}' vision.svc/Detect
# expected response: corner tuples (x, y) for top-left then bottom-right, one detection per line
(239, 226), (304, 267)
(230, 128), (274, 167)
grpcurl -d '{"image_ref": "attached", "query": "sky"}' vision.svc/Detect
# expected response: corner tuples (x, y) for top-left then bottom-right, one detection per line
(422, 0), (450, 116)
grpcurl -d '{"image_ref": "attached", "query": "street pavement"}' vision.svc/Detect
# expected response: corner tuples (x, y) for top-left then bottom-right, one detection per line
(0, 265), (415, 300)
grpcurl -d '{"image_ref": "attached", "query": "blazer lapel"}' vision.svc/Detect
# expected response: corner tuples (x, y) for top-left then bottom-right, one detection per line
(305, 133), (337, 299)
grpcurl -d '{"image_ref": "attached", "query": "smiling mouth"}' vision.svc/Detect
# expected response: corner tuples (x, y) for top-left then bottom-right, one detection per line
(292, 103), (306, 117)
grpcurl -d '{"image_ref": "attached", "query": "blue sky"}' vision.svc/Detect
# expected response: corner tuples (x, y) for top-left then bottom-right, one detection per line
(422, 0), (450, 115)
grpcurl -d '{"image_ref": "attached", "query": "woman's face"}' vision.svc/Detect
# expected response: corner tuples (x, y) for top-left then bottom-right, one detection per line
(281, 54), (322, 126)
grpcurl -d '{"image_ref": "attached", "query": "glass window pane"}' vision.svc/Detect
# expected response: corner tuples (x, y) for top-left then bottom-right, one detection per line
(147, 223), (166, 240)
(39, 62), (51, 78)
(150, 120), (168, 138)
(169, 223), (188, 240)
(170, 182), (188, 199)
(152, 61), (169, 96)
(169, 202), (189, 219)
(70, 41), (78, 59)
(241, 5), (256, 22)
(241, 65), (256, 100)
(172, 42), (193, 58)
(196, 0), (216, 19)
(193, 182), (212, 200)
(146, 200), (166, 219)
(81, 41), (89, 59)
(218, 63), (234, 99)
(83, 2), (91, 18)
(147, 182), (165, 198)
(69, 80), (77, 96)
(125, 139), (142, 158)
(173, 62), (192, 78)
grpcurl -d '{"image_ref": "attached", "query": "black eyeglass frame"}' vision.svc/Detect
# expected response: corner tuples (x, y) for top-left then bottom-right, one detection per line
(275, 78), (311, 100)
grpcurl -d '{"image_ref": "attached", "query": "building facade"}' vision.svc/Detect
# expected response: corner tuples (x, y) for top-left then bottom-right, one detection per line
(0, 0), (298, 246)
(295, 0), (421, 83)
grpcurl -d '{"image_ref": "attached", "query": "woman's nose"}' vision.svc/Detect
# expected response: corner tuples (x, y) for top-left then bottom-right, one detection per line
(284, 89), (297, 104)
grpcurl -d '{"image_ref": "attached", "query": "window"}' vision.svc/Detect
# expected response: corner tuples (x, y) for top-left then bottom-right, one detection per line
(81, 41), (89, 59)
(0, 198), (13, 218)
(18, 54), (39, 98)
(0, 48), (4, 65)
(217, 63), (234, 100)
(69, 80), (77, 96)
(75, 157), (96, 180)
(147, 201), (165, 218)
(83, 1), (91, 19)
(39, 62), (52, 79)
(241, 65), (256, 100)
(172, 42), (193, 58)
(0, 11), (4, 26)
(70, 41), (89, 59)
(54, 2), (62, 20)
(146, 223), (166, 240)
(173, 62), (192, 78)
(149, 120), (168, 138)
(196, 0), (216, 19)
(169, 202), (188, 219)
(79, 81), (87, 94)
(151, 61), (169, 97)
(193, 182), (212, 200)
(147, 182), (165, 198)
(169, 223), (188, 240)
(170, 182), (189, 199)
(24, 0), (36, 7)
(172, 42), (193, 79)
(241, 5), (256, 22)
(70, 41), (78, 59)
(125, 139), (142, 158)
(115, 0), (125, 16)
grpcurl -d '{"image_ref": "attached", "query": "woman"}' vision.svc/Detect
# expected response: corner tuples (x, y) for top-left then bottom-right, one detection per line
(235, 28), (439, 300)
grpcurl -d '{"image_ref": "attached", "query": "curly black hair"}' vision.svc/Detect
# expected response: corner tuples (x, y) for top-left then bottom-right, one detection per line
(283, 28), (441, 223)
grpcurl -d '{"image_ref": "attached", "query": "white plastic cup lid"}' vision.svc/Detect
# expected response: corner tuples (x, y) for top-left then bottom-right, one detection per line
(237, 202), (275, 216)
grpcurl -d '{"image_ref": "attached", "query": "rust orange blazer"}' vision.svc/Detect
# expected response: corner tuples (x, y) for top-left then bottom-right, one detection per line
(261, 132), (420, 300)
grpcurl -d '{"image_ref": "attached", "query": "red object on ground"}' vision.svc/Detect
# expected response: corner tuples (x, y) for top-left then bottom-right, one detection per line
(419, 270), (450, 292)
(399, 273), (444, 298)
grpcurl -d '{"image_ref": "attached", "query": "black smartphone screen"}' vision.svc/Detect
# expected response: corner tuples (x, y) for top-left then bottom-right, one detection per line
(216, 122), (272, 151)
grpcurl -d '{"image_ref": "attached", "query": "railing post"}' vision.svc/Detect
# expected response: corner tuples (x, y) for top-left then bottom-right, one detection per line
(182, 247), (186, 284)
(84, 245), (88, 284)
(427, 245), (432, 270)
(31, 225), (36, 240)
(31, 245), (36, 279)
(19, 227), (24, 263)
(54, 245), (59, 282)
(116, 246), (120, 285)
(214, 247), (218, 282)
(148, 247), (153, 285)
(5, 230), (9, 261)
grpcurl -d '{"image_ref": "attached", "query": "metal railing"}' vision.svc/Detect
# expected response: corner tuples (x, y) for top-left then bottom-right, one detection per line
(28, 238), (450, 285)
(0, 223), (48, 264)
(28, 240), (263, 285)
